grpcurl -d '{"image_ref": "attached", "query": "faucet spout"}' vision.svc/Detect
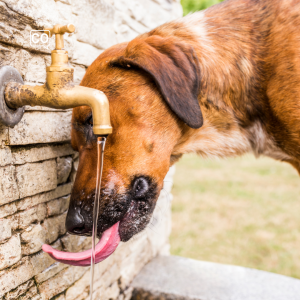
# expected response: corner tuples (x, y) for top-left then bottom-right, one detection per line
(4, 80), (112, 136)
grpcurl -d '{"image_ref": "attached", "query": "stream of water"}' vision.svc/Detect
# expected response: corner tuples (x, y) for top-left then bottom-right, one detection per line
(90, 136), (106, 300)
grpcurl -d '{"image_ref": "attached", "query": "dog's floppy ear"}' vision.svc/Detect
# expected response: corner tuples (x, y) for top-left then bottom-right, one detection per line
(110, 35), (203, 129)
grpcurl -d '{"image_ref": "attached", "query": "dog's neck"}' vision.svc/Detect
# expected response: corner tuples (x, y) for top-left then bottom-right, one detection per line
(171, 2), (291, 162)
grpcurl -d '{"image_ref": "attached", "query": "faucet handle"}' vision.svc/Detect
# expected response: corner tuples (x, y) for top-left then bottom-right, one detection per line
(44, 24), (75, 50)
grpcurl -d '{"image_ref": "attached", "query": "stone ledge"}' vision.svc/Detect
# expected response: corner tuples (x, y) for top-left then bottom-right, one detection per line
(131, 255), (300, 300)
(8, 111), (72, 146)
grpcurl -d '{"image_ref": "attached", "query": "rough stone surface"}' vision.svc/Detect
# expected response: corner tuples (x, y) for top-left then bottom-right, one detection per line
(65, 270), (90, 300)
(46, 195), (70, 217)
(0, 0), (180, 298)
(0, 219), (11, 242)
(21, 224), (46, 255)
(0, 166), (20, 205)
(131, 256), (300, 300)
(0, 202), (17, 219)
(60, 233), (92, 253)
(72, 64), (87, 85)
(8, 111), (73, 145)
(15, 160), (57, 198)
(3, 279), (35, 300)
(12, 203), (47, 230)
(0, 148), (12, 167)
(16, 183), (72, 211)
(42, 213), (68, 244)
(57, 157), (72, 184)
(0, 124), (8, 148)
(12, 144), (74, 165)
(0, 235), (21, 270)
(38, 266), (86, 300)
(35, 262), (68, 284)
(70, 40), (103, 67)
(18, 284), (38, 300)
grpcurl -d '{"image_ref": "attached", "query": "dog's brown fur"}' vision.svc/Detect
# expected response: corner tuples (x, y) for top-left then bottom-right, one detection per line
(68, 0), (300, 241)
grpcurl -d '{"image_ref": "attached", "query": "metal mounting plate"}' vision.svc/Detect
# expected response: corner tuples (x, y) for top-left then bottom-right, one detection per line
(0, 65), (24, 128)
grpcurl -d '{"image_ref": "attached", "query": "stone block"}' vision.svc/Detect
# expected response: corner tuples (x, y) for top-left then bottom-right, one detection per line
(0, 46), (48, 83)
(18, 285), (38, 300)
(0, 166), (19, 206)
(61, 233), (92, 253)
(0, 244), (62, 296)
(15, 160), (57, 198)
(12, 144), (74, 165)
(102, 263), (121, 289)
(4, 279), (35, 300)
(0, 202), (17, 219)
(71, 40), (103, 67)
(0, 0), (74, 52)
(35, 262), (68, 284)
(72, 0), (117, 49)
(23, 54), (46, 83)
(16, 182), (72, 211)
(21, 224), (45, 255)
(65, 270), (90, 300)
(29, 239), (62, 275)
(0, 258), (33, 296)
(38, 266), (86, 300)
(47, 195), (70, 217)
(114, 12), (140, 43)
(0, 124), (8, 148)
(42, 213), (67, 244)
(131, 256), (300, 300)
(8, 111), (72, 145)
(54, 0), (74, 25)
(0, 148), (12, 167)
(72, 64), (86, 85)
(0, 219), (11, 242)
(112, 0), (145, 23)
(57, 157), (72, 184)
(0, 235), (21, 271)
(15, 203), (47, 230)
(138, 0), (175, 29)
(0, 3), (38, 50)
(119, 240), (152, 290)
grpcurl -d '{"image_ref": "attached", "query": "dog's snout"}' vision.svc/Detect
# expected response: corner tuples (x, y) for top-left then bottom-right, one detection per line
(133, 177), (149, 199)
(66, 206), (86, 235)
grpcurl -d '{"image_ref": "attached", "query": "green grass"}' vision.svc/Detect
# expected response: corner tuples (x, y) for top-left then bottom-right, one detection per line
(181, 0), (223, 15)
(170, 154), (300, 278)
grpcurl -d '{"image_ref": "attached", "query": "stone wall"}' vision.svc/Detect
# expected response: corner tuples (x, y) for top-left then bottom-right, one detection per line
(0, 0), (182, 299)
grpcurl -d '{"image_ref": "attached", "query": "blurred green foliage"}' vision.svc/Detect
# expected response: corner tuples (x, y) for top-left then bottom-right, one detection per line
(181, 0), (223, 15)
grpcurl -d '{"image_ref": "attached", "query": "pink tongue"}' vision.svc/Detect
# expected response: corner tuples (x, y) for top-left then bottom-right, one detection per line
(42, 222), (120, 266)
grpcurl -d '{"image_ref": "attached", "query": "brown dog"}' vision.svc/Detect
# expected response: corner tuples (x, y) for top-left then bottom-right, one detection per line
(66, 0), (300, 243)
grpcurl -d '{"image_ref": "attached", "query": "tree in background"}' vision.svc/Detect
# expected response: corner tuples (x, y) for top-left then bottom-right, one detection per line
(181, 0), (223, 15)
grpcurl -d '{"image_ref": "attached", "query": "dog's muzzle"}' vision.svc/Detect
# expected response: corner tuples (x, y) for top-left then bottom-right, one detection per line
(66, 176), (158, 241)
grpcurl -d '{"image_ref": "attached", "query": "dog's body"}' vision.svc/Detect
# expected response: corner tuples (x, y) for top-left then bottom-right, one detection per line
(67, 0), (300, 242)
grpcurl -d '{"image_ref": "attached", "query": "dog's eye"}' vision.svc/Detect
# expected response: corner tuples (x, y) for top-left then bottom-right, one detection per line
(85, 115), (93, 127)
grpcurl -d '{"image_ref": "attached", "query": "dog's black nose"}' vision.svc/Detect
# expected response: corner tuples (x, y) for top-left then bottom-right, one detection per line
(133, 177), (149, 199)
(66, 206), (86, 234)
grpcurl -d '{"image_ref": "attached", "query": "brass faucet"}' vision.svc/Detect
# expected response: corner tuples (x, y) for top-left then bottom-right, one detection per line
(0, 24), (112, 136)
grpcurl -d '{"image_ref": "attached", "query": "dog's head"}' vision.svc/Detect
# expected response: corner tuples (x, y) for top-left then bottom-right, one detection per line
(66, 35), (203, 241)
